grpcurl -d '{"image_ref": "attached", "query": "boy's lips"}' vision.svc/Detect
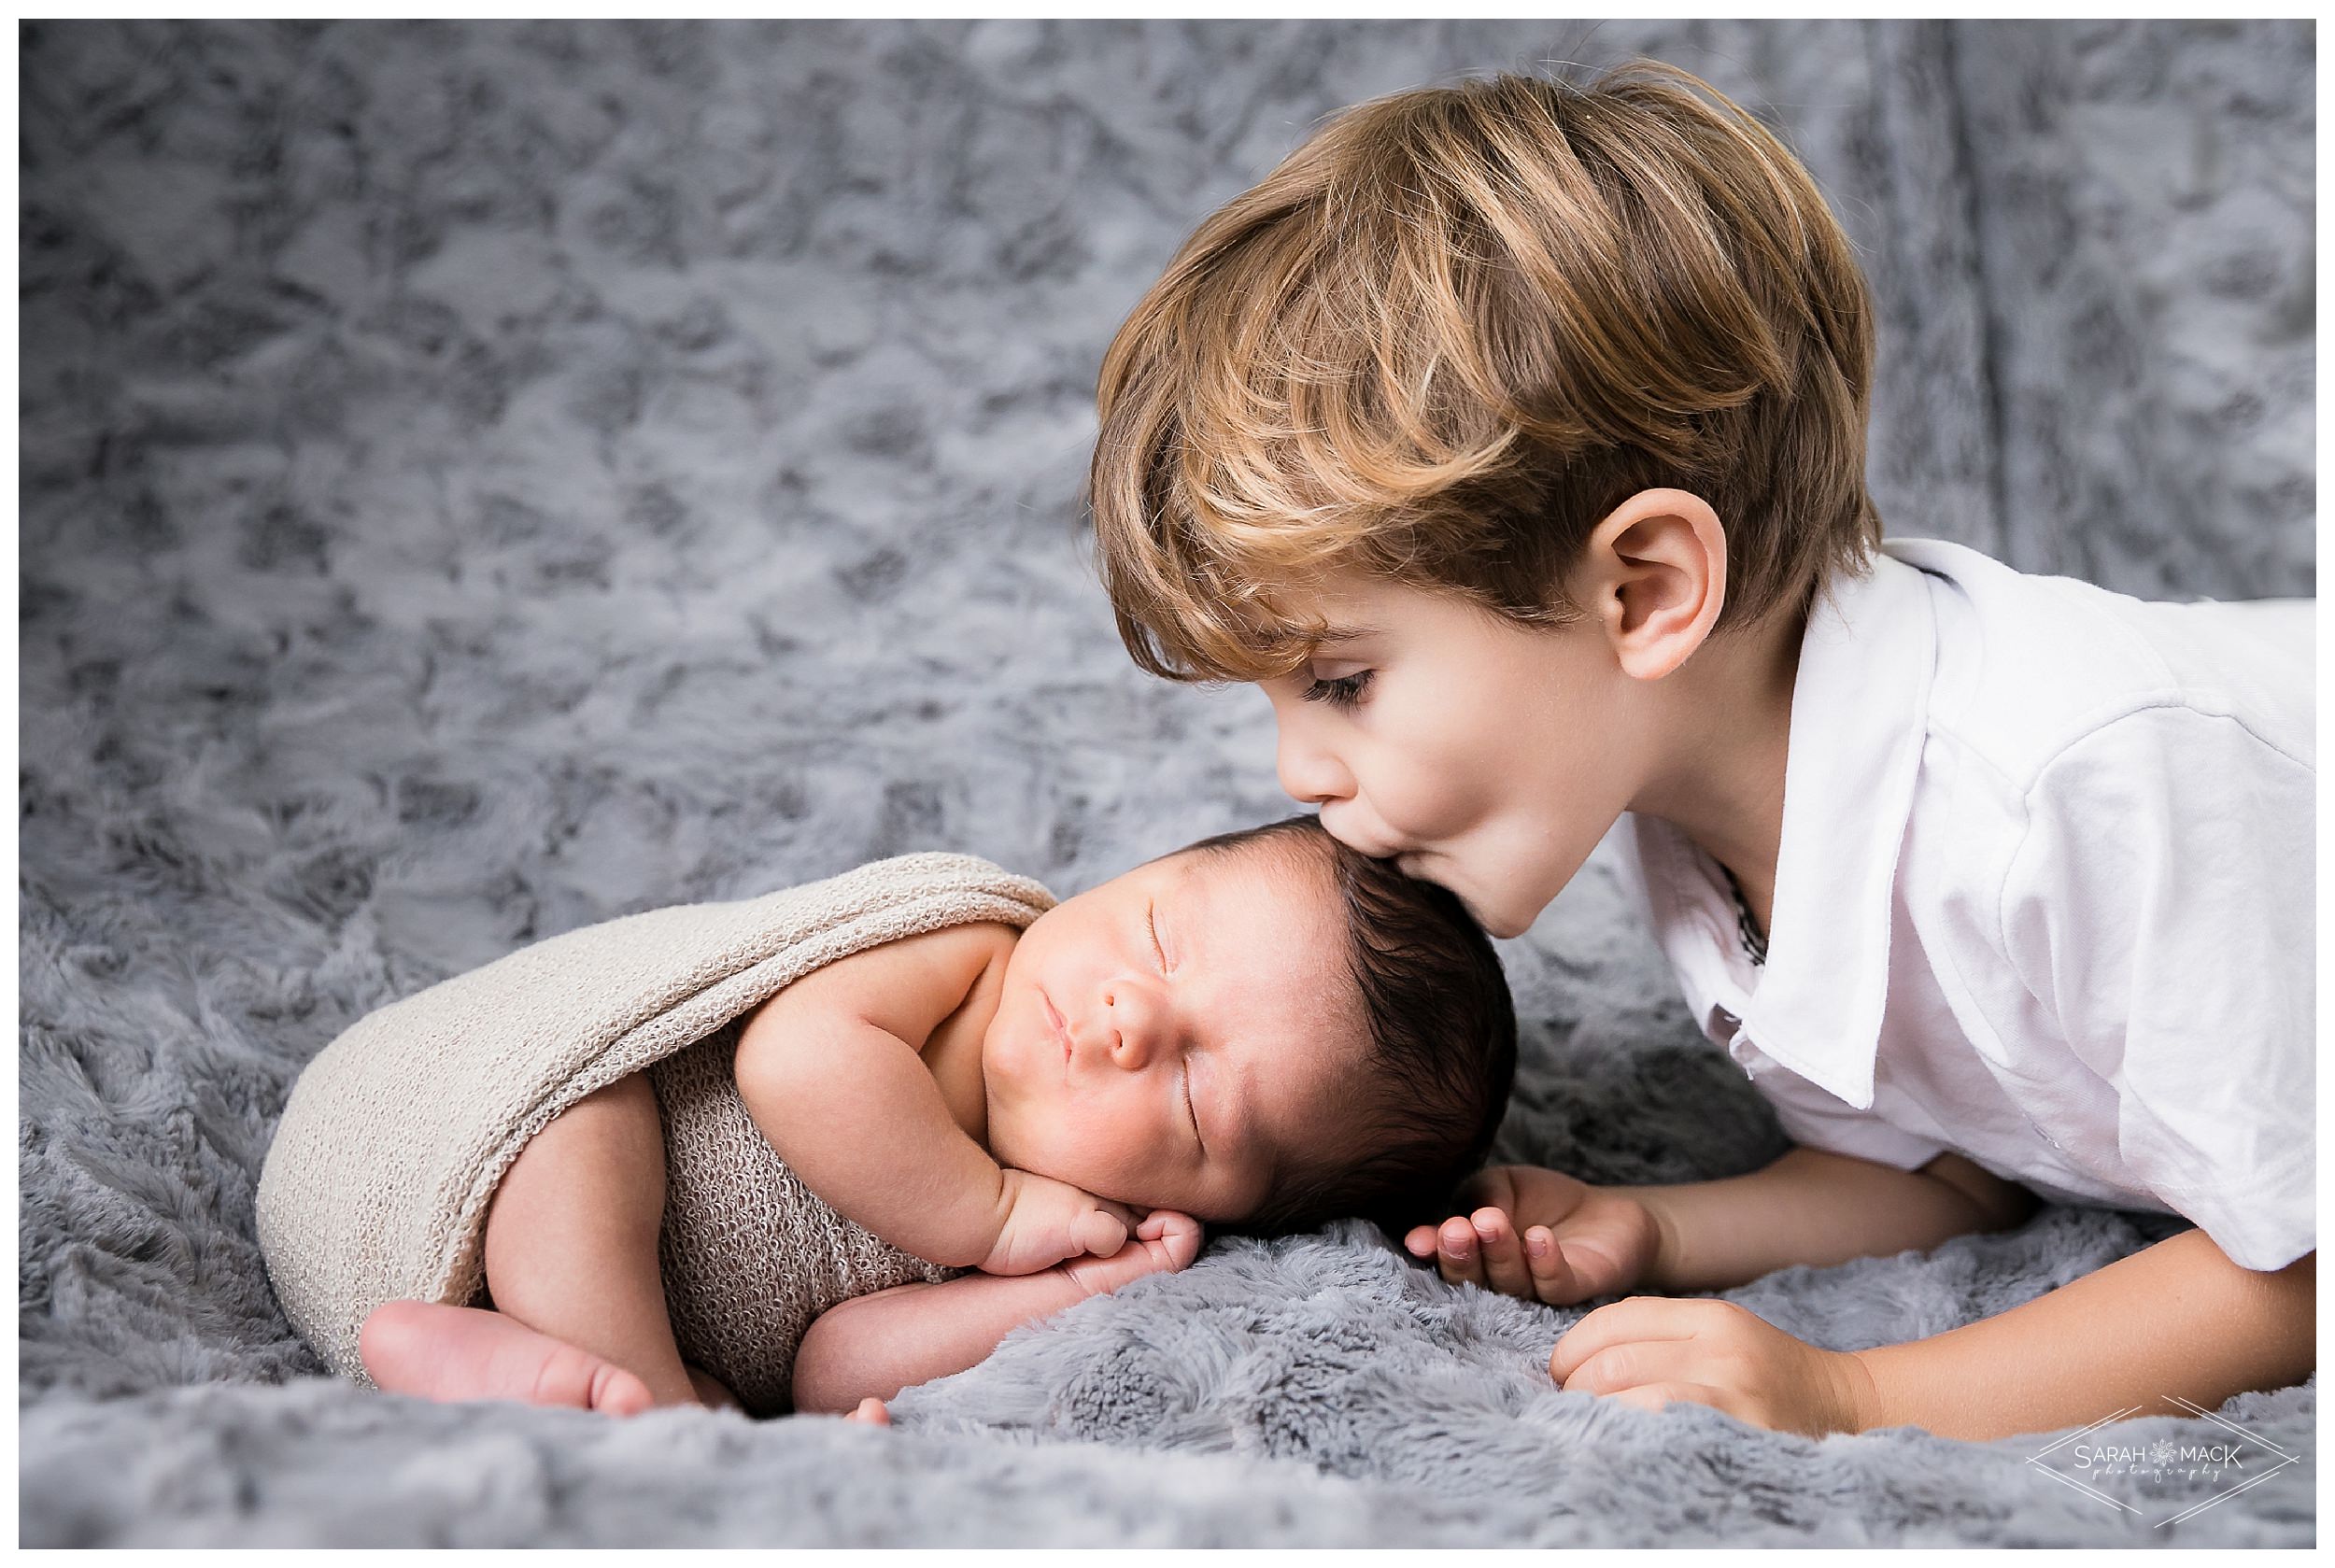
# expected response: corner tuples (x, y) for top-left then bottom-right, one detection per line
(1320, 803), (1408, 861)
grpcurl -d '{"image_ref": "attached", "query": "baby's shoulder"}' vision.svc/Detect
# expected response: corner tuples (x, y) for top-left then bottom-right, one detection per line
(737, 918), (1020, 1044)
(877, 917), (1022, 981)
(760, 916), (1018, 997)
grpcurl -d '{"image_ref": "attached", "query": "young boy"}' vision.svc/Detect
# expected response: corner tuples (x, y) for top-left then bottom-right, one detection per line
(270, 817), (1515, 1418)
(1085, 63), (2314, 1442)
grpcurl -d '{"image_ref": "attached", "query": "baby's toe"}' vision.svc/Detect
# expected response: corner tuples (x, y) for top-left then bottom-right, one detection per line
(587, 1361), (657, 1417)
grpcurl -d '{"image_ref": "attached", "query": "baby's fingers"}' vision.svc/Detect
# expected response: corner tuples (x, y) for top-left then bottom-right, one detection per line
(1137, 1209), (1198, 1244)
(1138, 1210), (1204, 1270)
(1076, 1205), (1134, 1257)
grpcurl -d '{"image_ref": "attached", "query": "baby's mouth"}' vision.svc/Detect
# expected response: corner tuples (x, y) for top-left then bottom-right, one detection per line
(1039, 989), (1072, 1075)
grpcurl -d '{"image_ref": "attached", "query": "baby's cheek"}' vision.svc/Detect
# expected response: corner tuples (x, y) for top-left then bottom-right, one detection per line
(1093, 1124), (1196, 1210)
(1007, 1108), (1142, 1194)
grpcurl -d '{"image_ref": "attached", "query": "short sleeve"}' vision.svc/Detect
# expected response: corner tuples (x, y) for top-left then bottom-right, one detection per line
(1748, 1062), (1951, 1171)
(2002, 707), (2315, 1271)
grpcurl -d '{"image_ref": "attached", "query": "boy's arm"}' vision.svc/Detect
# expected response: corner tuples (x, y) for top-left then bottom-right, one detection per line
(1551, 1226), (2314, 1441)
(734, 922), (1124, 1271)
(792, 1213), (1203, 1413)
(1847, 1229), (2314, 1438)
(1621, 1147), (2037, 1292)
(1430, 1146), (2035, 1302)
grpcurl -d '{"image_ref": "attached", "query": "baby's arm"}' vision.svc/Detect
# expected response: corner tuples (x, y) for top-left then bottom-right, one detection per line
(792, 1213), (1204, 1413)
(733, 922), (1128, 1273)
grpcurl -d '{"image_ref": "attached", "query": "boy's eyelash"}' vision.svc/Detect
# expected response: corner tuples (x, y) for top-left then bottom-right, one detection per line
(1146, 902), (1169, 972)
(1301, 671), (1373, 709)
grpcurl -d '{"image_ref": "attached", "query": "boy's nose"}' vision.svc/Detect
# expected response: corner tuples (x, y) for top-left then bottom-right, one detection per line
(1275, 728), (1355, 807)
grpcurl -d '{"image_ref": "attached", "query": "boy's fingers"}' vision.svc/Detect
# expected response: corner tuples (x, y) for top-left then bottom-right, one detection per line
(1435, 1216), (1488, 1289)
(1606, 1381), (1720, 1420)
(1562, 1335), (1704, 1398)
(1470, 1208), (1533, 1298)
(1523, 1225), (1576, 1304)
(1549, 1297), (1706, 1382)
(1403, 1224), (1442, 1258)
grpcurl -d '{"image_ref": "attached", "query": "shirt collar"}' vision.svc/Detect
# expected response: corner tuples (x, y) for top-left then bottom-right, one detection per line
(1734, 545), (1940, 1108)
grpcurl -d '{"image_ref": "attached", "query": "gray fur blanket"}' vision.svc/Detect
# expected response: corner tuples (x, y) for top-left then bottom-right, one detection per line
(20, 19), (2314, 1547)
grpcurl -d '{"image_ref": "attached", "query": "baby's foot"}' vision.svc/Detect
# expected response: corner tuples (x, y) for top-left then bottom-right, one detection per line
(686, 1363), (743, 1411)
(359, 1300), (657, 1416)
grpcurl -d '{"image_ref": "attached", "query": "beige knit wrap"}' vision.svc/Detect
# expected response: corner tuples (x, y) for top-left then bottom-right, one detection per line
(255, 852), (1055, 1415)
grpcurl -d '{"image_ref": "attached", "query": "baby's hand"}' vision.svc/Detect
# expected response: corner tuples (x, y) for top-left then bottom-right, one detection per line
(1061, 1210), (1204, 1297)
(1404, 1164), (1662, 1306)
(979, 1169), (1139, 1276)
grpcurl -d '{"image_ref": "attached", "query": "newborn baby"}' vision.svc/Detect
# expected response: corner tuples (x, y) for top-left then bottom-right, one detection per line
(329, 815), (1517, 1418)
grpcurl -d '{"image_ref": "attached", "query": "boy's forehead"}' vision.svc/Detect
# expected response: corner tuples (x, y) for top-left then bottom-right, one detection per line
(1255, 570), (1448, 647)
(1299, 618), (1377, 648)
(1234, 594), (1373, 663)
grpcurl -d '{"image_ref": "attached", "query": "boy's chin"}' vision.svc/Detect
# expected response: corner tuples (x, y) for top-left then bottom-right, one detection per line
(1406, 861), (1525, 937)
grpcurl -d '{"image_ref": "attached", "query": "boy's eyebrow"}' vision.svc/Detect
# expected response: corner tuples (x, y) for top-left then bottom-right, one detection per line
(1309, 622), (1377, 647)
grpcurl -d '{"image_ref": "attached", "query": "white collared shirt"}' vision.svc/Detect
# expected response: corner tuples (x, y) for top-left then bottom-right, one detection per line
(1613, 539), (2314, 1271)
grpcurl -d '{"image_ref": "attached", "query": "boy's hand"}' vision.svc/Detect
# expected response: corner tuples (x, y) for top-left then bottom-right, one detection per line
(1404, 1165), (1663, 1305)
(979, 1169), (1139, 1276)
(1061, 1210), (1204, 1297)
(1550, 1296), (1875, 1438)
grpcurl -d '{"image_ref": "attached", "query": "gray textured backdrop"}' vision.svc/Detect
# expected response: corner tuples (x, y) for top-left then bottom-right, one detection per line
(19, 19), (2315, 1547)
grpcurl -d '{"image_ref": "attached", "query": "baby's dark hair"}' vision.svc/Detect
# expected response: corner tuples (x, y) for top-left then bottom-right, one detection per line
(1179, 814), (1517, 1238)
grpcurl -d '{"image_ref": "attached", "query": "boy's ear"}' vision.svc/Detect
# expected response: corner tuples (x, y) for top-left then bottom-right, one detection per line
(1571, 488), (1727, 681)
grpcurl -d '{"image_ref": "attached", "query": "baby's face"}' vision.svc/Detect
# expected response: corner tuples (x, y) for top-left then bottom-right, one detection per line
(980, 841), (1364, 1223)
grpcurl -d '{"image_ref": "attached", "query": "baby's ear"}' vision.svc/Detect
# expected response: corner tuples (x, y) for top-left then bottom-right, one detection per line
(1577, 487), (1726, 681)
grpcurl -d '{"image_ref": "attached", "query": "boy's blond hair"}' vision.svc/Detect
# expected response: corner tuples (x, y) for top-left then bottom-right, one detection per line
(1090, 62), (1880, 681)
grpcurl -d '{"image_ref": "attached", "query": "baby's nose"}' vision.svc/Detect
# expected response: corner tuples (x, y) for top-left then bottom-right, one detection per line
(1099, 981), (1165, 1069)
